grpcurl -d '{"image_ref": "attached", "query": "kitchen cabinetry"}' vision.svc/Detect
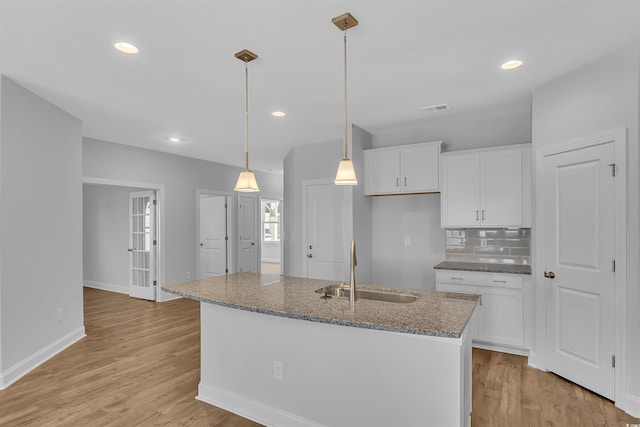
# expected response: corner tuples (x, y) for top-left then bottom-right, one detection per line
(440, 144), (531, 227)
(363, 141), (443, 195)
(436, 269), (529, 354)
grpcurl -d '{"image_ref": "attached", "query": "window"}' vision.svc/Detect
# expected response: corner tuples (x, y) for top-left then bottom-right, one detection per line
(262, 200), (281, 242)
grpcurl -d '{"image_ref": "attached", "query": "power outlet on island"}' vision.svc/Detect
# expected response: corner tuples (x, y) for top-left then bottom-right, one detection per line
(273, 361), (283, 381)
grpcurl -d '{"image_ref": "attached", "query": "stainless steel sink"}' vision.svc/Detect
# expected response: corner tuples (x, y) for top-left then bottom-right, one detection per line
(315, 285), (417, 303)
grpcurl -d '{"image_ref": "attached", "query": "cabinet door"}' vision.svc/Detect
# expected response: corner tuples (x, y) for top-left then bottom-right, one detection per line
(441, 153), (481, 227)
(364, 149), (401, 195)
(436, 283), (479, 340)
(481, 149), (523, 226)
(477, 287), (523, 347)
(400, 144), (439, 192)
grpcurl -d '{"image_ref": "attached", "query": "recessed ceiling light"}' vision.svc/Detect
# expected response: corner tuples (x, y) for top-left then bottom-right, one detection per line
(114, 42), (139, 55)
(272, 111), (286, 117)
(501, 59), (523, 70)
(167, 137), (182, 143)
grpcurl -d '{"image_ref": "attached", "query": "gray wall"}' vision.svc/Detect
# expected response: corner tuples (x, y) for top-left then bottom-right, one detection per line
(0, 76), (84, 380)
(83, 138), (283, 289)
(83, 185), (141, 292)
(532, 45), (640, 410)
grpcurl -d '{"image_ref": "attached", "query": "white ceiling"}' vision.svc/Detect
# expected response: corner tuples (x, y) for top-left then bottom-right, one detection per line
(2, 1), (640, 173)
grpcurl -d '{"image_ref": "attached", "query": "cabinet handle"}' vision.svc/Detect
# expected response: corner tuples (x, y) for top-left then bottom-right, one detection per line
(479, 295), (482, 305)
(482, 210), (485, 221)
(451, 277), (464, 280)
(492, 280), (506, 283)
(404, 177), (407, 187)
(476, 210), (479, 221)
(396, 177), (399, 187)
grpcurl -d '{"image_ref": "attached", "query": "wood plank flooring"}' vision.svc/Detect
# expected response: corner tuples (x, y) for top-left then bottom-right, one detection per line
(0, 287), (638, 426)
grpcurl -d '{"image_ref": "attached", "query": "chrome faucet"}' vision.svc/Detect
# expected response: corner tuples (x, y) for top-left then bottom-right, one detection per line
(349, 240), (357, 303)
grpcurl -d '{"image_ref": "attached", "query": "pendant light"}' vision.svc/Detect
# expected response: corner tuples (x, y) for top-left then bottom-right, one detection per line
(234, 49), (260, 192)
(332, 12), (358, 186)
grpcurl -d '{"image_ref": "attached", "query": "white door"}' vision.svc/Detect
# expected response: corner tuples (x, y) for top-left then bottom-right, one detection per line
(129, 191), (156, 300)
(199, 195), (228, 278)
(544, 142), (615, 399)
(306, 184), (345, 281)
(238, 194), (257, 273)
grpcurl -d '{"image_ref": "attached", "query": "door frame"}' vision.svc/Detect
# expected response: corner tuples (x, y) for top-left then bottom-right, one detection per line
(83, 177), (167, 302)
(259, 195), (284, 275)
(236, 193), (259, 273)
(301, 179), (352, 280)
(196, 189), (235, 277)
(532, 127), (627, 409)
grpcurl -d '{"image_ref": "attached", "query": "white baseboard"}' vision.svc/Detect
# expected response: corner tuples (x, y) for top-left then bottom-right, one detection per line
(473, 341), (530, 357)
(197, 382), (324, 427)
(83, 280), (128, 295)
(0, 326), (86, 390)
(623, 392), (640, 418)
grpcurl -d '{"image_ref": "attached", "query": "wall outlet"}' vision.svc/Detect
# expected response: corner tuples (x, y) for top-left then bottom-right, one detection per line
(57, 308), (63, 322)
(404, 236), (411, 246)
(186, 272), (191, 280)
(273, 361), (283, 381)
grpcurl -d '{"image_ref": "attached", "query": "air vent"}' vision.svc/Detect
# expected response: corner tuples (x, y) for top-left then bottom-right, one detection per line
(420, 104), (450, 113)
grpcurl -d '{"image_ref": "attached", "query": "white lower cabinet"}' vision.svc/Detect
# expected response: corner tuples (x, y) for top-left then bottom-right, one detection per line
(436, 270), (529, 354)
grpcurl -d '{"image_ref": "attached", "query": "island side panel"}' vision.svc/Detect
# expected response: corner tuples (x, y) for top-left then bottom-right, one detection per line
(197, 302), (471, 427)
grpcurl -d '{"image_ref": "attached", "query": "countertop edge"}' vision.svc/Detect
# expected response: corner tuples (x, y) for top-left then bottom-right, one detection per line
(163, 286), (465, 339)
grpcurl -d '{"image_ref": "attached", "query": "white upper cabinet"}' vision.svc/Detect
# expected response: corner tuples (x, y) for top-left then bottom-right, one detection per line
(441, 144), (531, 228)
(364, 141), (443, 195)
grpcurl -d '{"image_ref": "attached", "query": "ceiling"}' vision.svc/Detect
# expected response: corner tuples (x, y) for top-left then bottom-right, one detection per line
(2, 1), (640, 173)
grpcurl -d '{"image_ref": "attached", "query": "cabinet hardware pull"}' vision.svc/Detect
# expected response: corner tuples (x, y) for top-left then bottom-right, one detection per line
(451, 277), (464, 280)
(404, 177), (407, 187)
(307, 254), (313, 258)
(476, 210), (479, 221)
(482, 210), (485, 220)
(492, 280), (506, 283)
(479, 295), (482, 305)
(396, 177), (399, 187)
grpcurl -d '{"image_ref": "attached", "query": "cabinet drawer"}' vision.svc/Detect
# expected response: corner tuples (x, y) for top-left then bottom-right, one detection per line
(436, 270), (523, 289)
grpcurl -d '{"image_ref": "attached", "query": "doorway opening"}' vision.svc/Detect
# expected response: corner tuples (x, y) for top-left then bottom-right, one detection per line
(82, 178), (166, 302)
(260, 198), (282, 275)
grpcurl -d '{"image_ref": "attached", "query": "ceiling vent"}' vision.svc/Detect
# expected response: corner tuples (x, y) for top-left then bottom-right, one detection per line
(420, 104), (450, 113)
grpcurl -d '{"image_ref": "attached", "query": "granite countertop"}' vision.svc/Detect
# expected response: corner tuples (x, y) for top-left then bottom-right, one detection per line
(434, 260), (531, 275)
(162, 272), (479, 339)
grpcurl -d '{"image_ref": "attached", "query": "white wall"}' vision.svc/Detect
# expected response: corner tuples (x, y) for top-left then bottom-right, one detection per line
(283, 138), (343, 278)
(372, 109), (532, 151)
(531, 45), (640, 415)
(83, 138), (283, 288)
(371, 195), (444, 290)
(0, 76), (84, 387)
(83, 185), (141, 293)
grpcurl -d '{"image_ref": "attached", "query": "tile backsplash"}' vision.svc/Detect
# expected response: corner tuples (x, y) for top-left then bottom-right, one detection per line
(445, 228), (530, 265)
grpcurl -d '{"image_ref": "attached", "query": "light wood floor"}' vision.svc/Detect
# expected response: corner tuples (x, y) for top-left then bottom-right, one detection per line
(0, 288), (638, 426)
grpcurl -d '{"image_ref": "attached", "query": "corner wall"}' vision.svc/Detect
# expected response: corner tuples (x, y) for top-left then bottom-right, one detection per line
(0, 76), (85, 388)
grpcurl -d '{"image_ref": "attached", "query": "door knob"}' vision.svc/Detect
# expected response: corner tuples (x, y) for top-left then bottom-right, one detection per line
(544, 271), (555, 279)
(127, 249), (133, 252)
(251, 242), (255, 246)
(200, 243), (203, 247)
(307, 254), (313, 258)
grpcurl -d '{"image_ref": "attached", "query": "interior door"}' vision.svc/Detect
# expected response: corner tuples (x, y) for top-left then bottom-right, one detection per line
(544, 142), (615, 399)
(238, 194), (258, 273)
(199, 195), (228, 278)
(306, 184), (345, 281)
(129, 190), (156, 300)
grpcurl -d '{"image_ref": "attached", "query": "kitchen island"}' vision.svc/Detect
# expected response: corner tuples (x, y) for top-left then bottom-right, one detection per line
(164, 273), (478, 427)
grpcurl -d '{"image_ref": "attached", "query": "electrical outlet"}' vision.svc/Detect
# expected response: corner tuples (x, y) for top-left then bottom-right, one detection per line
(273, 361), (283, 381)
(186, 272), (191, 280)
(57, 308), (63, 322)
(404, 236), (411, 246)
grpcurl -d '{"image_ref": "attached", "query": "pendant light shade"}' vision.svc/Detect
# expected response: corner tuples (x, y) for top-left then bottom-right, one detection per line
(233, 49), (260, 193)
(333, 12), (359, 186)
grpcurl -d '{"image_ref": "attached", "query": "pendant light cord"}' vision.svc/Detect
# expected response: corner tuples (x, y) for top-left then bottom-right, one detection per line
(343, 28), (349, 160)
(245, 60), (250, 171)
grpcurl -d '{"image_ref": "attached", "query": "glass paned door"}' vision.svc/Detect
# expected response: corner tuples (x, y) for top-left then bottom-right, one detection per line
(129, 190), (156, 300)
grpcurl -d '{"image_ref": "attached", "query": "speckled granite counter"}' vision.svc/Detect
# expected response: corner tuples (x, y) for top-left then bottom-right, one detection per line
(434, 260), (531, 275)
(163, 272), (479, 338)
